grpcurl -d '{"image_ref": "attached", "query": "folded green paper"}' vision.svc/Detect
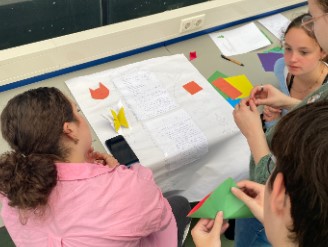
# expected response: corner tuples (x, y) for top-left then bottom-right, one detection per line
(188, 177), (253, 219)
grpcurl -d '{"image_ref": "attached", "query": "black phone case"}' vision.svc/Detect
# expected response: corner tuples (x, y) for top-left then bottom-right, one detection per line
(105, 135), (139, 166)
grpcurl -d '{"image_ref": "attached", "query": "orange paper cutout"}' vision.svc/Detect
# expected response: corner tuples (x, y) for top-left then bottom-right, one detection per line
(89, 82), (110, 99)
(212, 78), (242, 99)
(183, 81), (203, 95)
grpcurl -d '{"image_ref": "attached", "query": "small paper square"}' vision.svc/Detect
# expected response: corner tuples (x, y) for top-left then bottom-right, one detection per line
(183, 81), (203, 95)
(189, 51), (197, 61)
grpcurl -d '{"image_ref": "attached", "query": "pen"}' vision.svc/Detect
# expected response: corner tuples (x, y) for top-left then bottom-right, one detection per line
(221, 55), (244, 67)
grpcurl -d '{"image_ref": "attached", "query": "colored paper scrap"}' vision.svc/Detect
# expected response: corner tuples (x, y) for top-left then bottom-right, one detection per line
(227, 98), (241, 108)
(208, 70), (228, 83)
(210, 86), (229, 99)
(224, 75), (253, 98)
(188, 177), (253, 219)
(258, 52), (284, 72)
(183, 81), (203, 95)
(263, 46), (284, 53)
(111, 107), (129, 132)
(89, 82), (110, 99)
(212, 78), (242, 99)
(189, 51), (197, 61)
(207, 71), (229, 99)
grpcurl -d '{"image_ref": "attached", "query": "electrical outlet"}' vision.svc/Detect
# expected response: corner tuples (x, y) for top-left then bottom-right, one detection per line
(179, 14), (205, 33)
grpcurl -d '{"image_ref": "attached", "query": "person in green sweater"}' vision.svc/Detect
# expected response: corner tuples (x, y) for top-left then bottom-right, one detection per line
(192, 0), (328, 246)
(192, 97), (328, 247)
(232, 0), (328, 245)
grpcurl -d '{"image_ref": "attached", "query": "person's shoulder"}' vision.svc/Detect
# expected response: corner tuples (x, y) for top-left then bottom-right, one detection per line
(0, 192), (5, 201)
(273, 57), (285, 76)
(118, 163), (154, 181)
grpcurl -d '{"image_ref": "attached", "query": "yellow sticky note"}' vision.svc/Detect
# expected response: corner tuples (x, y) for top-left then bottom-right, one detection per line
(224, 75), (254, 99)
(111, 107), (129, 132)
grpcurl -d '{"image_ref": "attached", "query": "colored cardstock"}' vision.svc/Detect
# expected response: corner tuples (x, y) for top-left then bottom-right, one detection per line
(208, 70), (229, 99)
(224, 75), (253, 99)
(188, 177), (253, 219)
(257, 52), (284, 72)
(207, 70), (228, 83)
(212, 78), (242, 99)
(183, 81), (203, 95)
(227, 98), (241, 108)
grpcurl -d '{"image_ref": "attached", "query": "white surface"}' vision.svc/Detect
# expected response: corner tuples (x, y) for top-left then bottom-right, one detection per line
(66, 54), (250, 202)
(258, 14), (291, 40)
(209, 22), (271, 56)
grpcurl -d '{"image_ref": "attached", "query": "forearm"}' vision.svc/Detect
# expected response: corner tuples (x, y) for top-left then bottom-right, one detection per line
(282, 96), (301, 110)
(246, 131), (270, 164)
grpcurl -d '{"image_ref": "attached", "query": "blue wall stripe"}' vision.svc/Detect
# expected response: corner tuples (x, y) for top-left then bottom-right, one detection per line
(0, 1), (307, 93)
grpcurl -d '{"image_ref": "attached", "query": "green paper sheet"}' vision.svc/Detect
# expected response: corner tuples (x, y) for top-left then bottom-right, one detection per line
(263, 46), (284, 53)
(208, 70), (227, 83)
(188, 177), (254, 219)
(207, 70), (229, 99)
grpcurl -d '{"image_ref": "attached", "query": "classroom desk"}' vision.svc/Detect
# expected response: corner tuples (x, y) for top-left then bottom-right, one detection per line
(0, 6), (307, 208)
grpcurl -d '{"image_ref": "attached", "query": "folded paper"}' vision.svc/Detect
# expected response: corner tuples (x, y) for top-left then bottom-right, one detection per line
(111, 107), (129, 132)
(188, 177), (253, 219)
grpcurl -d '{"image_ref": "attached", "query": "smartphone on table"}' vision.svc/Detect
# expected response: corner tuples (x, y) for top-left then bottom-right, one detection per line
(105, 135), (139, 166)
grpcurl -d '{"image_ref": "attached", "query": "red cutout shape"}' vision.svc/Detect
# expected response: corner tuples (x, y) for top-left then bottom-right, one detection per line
(189, 51), (197, 61)
(89, 82), (110, 99)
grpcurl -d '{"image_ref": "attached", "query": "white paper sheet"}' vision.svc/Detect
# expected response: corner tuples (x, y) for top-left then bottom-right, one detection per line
(65, 54), (250, 201)
(144, 109), (208, 170)
(112, 70), (178, 120)
(209, 22), (271, 56)
(258, 14), (290, 40)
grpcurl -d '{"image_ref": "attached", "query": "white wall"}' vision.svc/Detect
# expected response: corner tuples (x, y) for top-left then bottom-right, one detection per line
(0, 0), (306, 88)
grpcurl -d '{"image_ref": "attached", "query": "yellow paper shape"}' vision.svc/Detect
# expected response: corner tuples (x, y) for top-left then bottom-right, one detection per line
(224, 75), (254, 99)
(111, 107), (129, 132)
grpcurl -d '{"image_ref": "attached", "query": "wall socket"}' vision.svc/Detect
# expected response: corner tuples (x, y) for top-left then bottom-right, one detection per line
(179, 14), (205, 33)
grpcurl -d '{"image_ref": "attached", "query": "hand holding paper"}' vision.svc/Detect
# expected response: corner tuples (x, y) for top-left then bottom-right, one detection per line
(231, 180), (265, 223)
(188, 177), (253, 219)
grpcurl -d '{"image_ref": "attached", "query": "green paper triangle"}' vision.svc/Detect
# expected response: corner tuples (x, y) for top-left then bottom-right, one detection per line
(188, 177), (254, 219)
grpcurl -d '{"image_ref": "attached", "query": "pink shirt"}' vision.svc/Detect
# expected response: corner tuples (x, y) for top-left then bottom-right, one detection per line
(0, 163), (177, 247)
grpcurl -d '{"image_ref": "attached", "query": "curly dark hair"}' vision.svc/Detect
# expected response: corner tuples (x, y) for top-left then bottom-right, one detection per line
(269, 100), (328, 246)
(0, 87), (75, 211)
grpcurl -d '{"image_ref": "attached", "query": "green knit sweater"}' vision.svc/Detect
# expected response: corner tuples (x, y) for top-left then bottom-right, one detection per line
(250, 82), (328, 184)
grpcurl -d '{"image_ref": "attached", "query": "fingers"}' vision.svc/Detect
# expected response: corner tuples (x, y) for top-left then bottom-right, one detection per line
(93, 152), (119, 168)
(236, 180), (263, 191)
(268, 107), (282, 113)
(192, 218), (211, 233)
(248, 99), (258, 112)
(211, 211), (225, 235)
(221, 220), (230, 234)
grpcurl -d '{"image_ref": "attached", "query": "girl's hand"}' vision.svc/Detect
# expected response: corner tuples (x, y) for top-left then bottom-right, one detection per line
(191, 211), (229, 247)
(262, 105), (282, 122)
(231, 180), (265, 223)
(86, 148), (119, 168)
(250, 84), (300, 109)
